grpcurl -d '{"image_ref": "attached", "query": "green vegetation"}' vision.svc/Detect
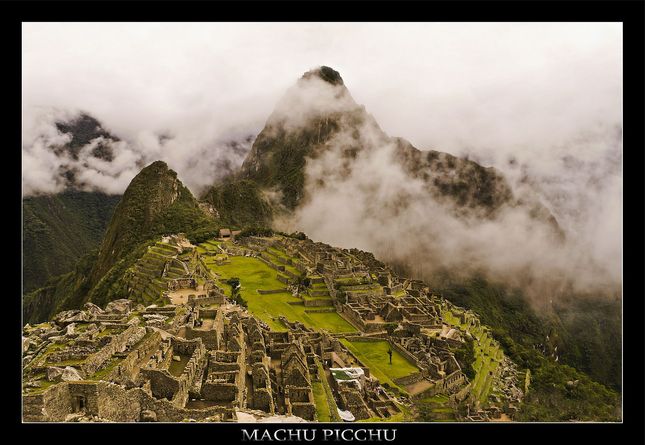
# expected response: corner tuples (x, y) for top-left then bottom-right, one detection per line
(452, 337), (476, 380)
(202, 179), (273, 228)
(315, 361), (341, 422)
(89, 243), (154, 308)
(90, 357), (122, 380)
(416, 394), (457, 422)
(168, 355), (190, 377)
(312, 378), (332, 422)
(24, 161), (220, 323)
(435, 274), (621, 421)
(23, 249), (98, 324)
(238, 227), (274, 238)
(340, 339), (418, 393)
(92, 161), (218, 283)
(23, 191), (120, 292)
(226, 277), (247, 308)
(443, 310), (502, 406)
(515, 360), (620, 421)
(24, 378), (57, 395)
(470, 340), (500, 405)
(240, 112), (345, 210)
(186, 228), (221, 245)
(205, 254), (355, 333)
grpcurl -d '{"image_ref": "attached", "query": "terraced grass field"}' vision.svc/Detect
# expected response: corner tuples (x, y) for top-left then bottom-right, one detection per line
(470, 331), (502, 405)
(340, 339), (419, 393)
(441, 309), (503, 406)
(205, 255), (355, 333)
(312, 379), (331, 422)
(417, 394), (457, 422)
(313, 361), (341, 422)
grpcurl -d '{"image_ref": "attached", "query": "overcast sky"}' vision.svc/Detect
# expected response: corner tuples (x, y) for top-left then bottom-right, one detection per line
(23, 22), (621, 193)
(22, 22), (622, 198)
(22, 22), (622, 293)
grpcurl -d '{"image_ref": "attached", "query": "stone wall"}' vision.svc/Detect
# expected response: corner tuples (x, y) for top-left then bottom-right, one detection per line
(305, 308), (336, 314)
(393, 372), (424, 386)
(111, 330), (163, 384)
(303, 298), (333, 307)
(82, 324), (143, 376)
(22, 393), (46, 422)
(338, 307), (368, 332)
(253, 387), (274, 412)
(168, 278), (197, 291)
(142, 368), (180, 400)
(291, 402), (316, 421)
(38, 383), (72, 421)
(198, 308), (218, 319)
(285, 385), (316, 420)
(202, 381), (237, 402)
(344, 336), (386, 343)
(97, 382), (142, 421)
(182, 328), (219, 350)
(257, 289), (289, 295)
(67, 381), (100, 416)
(189, 293), (226, 307)
(27, 380), (237, 422)
(390, 340), (428, 373)
(258, 255), (285, 272)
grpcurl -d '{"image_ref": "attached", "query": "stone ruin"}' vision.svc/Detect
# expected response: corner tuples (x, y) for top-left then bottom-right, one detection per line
(23, 234), (525, 423)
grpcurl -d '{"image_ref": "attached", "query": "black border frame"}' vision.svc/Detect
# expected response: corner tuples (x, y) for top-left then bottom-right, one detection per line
(6, 1), (644, 444)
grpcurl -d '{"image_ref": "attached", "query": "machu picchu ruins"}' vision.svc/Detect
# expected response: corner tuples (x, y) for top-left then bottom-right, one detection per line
(23, 232), (525, 422)
(21, 42), (623, 427)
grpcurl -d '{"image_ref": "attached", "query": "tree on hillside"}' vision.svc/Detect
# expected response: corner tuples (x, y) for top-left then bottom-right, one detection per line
(226, 277), (246, 307)
(295, 272), (311, 295)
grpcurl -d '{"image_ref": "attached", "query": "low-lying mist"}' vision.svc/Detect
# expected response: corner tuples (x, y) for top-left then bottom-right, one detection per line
(272, 75), (621, 306)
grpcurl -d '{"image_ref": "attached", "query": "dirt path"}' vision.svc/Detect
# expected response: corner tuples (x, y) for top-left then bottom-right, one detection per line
(406, 379), (434, 396)
(167, 285), (205, 305)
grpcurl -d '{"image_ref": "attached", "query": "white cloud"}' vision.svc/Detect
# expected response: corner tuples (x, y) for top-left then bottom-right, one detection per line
(21, 22), (622, 293)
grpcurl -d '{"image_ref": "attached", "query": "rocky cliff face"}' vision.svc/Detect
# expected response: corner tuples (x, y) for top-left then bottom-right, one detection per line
(239, 66), (363, 210)
(91, 160), (209, 284)
(234, 66), (559, 232)
(22, 191), (120, 292)
(25, 160), (219, 323)
(51, 113), (123, 188)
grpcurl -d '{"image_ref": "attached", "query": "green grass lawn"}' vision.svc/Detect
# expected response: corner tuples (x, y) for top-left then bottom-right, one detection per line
(357, 403), (410, 422)
(24, 378), (57, 395)
(340, 339), (418, 393)
(168, 355), (190, 377)
(205, 255), (355, 333)
(442, 309), (502, 406)
(90, 357), (122, 380)
(416, 394), (457, 422)
(266, 246), (291, 261)
(470, 340), (500, 405)
(334, 277), (368, 286)
(312, 379), (331, 422)
(393, 289), (407, 298)
(310, 282), (328, 289)
(441, 310), (461, 326)
(316, 361), (341, 422)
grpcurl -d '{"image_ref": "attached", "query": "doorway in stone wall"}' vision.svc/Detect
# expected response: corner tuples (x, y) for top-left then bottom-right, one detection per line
(72, 395), (87, 412)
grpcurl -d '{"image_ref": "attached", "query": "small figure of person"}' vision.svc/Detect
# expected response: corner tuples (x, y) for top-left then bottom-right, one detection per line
(387, 347), (393, 365)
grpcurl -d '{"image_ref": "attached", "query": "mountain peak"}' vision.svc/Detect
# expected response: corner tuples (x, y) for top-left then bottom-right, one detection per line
(50, 112), (119, 185)
(142, 160), (172, 174)
(54, 112), (116, 150)
(301, 66), (344, 86)
(89, 160), (202, 284)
